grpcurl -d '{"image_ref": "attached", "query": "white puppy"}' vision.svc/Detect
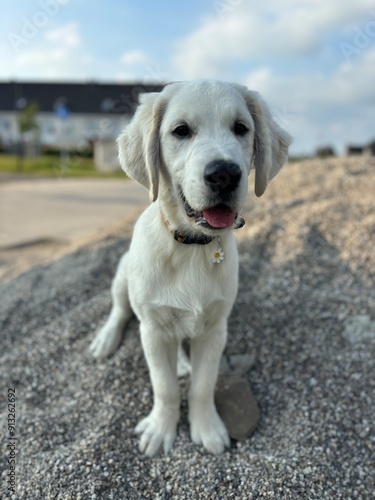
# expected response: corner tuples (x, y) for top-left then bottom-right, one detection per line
(90, 80), (291, 456)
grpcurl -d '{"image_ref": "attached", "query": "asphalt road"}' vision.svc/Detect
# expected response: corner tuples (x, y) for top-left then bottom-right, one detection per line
(0, 177), (149, 248)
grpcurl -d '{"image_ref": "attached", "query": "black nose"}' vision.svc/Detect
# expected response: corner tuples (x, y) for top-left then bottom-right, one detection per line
(204, 160), (242, 193)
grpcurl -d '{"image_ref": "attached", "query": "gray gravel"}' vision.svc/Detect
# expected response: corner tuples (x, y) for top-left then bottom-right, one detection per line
(1, 157), (374, 499)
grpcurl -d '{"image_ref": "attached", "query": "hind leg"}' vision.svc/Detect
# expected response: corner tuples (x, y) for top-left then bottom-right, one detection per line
(90, 252), (133, 359)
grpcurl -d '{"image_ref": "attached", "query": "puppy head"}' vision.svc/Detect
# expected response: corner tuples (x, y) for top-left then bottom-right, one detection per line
(117, 80), (292, 231)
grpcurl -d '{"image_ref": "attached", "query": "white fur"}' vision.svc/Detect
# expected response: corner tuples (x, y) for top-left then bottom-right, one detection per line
(90, 80), (291, 456)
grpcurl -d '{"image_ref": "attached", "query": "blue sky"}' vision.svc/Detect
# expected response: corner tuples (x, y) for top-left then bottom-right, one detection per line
(1, 0), (375, 155)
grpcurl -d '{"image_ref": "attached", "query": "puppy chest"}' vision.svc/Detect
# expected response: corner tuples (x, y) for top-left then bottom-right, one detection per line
(159, 306), (223, 339)
(169, 308), (206, 339)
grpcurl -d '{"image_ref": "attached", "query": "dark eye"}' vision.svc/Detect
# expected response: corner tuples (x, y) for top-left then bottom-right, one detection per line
(172, 124), (191, 138)
(233, 122), (248, 137)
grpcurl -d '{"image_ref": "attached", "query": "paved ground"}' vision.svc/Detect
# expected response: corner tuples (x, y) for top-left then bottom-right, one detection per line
(0, 177), (149, 280)
(0, 177), (149, 247)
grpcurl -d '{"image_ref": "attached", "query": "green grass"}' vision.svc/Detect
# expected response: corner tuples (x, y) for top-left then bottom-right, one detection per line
(0, 154), (125, 178)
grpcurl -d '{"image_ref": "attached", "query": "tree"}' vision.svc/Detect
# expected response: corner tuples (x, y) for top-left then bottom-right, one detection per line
(315, 146), (336, 159)
(17, 101), (40, 170)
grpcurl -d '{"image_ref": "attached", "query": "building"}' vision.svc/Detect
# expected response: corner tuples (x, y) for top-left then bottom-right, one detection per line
(346, 145), (364, 156)
(364, 140), (375, 156)
(346, 140), (375, 157)
(0, 81), (162, 169)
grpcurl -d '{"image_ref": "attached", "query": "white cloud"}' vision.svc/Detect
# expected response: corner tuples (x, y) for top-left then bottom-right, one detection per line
(121, 49), (149, 66)
(117, 49), (170, 84)
(333, 49), (375, 104)
(45, 22), (81, 47)
(115, 71), (139, 83)
(172, 0), (375, 79)
(245, 47), (375, 108)
(0, 23), (93, 80)
(244, 47), (375, 154)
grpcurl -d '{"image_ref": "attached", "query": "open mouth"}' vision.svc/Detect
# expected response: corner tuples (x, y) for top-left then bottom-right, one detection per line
(182, 192), (245, 230)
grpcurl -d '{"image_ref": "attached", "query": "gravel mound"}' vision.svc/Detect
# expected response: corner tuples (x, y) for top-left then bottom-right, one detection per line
(1, 157), (374, 499)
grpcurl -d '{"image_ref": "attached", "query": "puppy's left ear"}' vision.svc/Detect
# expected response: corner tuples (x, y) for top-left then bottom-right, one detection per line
(117, 92), (165, 202)
(239, 87), (293, 197)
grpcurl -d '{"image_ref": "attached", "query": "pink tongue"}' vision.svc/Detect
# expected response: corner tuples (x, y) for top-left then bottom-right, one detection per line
(202, 206), (236, 228)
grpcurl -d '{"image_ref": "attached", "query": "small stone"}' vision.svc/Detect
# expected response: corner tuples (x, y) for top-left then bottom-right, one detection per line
(215, 376), (260, 441)
(343, 315), (375, 344)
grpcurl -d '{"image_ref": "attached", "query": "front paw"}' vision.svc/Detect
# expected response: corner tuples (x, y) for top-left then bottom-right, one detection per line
(135, 406), (180, 456)
(89, 324), (122, 359)
(189, 405), (230, 454)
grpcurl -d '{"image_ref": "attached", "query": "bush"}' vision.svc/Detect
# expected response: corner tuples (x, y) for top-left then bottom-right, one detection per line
(316, 146), (336, 158)
(41, 145), (94, 158)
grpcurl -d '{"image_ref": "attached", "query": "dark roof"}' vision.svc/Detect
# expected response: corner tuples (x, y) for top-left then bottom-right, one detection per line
(0, 81), (163, 115)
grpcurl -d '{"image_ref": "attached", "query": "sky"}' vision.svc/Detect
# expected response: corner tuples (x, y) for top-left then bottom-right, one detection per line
(1, 0), (375, 155)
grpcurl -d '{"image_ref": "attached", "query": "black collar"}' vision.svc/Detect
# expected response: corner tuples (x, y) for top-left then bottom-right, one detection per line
(172, 230), (214, 245)
(161, 210), (215, 245)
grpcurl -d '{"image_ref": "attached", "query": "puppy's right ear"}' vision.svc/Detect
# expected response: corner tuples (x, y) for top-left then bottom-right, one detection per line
(117, 92), (164, 202)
